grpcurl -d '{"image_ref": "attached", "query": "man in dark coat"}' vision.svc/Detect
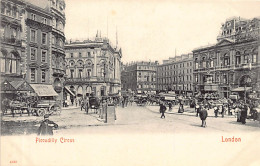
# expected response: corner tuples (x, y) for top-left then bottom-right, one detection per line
(199, 105), (208, 127)
(178, 100), (184, 113)
(38, 114), (58, 135)
(241, 105), (248, 124)
(160, 101), (166, 119)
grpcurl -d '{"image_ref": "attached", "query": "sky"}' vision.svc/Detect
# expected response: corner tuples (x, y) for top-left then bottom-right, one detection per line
(64, 0), (260, 63)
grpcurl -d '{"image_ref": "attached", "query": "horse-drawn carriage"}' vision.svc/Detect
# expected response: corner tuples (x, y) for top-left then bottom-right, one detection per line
(135, 94), (147, 106)
(81, 96), (101, 114)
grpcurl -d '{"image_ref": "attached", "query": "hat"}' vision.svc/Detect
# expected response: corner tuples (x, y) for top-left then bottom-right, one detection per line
(44, 114), (50, 119)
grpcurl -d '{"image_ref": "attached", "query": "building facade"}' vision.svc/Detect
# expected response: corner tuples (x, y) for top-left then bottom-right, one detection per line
(1, 0), (66, 102)
(64, 35), (122, 99)
(193, 17), (260, 98)
(0, 0), (26, 81)
(156, 53), (193, 95)
(121, 61), (158, 93)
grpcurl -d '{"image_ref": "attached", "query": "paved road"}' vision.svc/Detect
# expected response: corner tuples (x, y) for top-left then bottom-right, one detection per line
(57, 104), (260, 135)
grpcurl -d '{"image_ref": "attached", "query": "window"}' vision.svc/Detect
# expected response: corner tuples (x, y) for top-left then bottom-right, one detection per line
(88, 52), (91, 57)
(41, 69), (46, 82)
(87, 69), (92, 77)
(12, 7), (17, 17)
(6, 52), (19, 74)
(79, 52), (82, 58)
(195, 75), (198, 82)
(78, 69), (82, 78)
(202, 58), (206, 68)
(31, 29), (36, 42)
(244, 54), (249, 63)
(224, 57), (230, 66)
(223, 75), (227, 84)
(70, 53), (73, 58)
(52, 36), (55, 44)
(210, 60), (214, 67)
(10, 28), (17, 39)
(31, 68), (36, 82)
(70, 69), (74, 78)
(1, 4), (4, 14)
(252, 54), (257, 63)
(0, 51), (5, 72)
(43, 18), (47, 24)
(235, 52), (241, 65)
(31, 48), (36, 61)
(41, 51), (46, 62)
(42, 33), (46, 44)
(31, 13), (36, 20)
(6, 5), (10, 16)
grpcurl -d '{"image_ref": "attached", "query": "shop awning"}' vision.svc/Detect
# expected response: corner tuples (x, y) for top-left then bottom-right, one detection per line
(30, 84), (58, 96)
(9, 80), (33, 92)
(1, 80), (16, 92)
(64, 87), (75, 96)
(232, 87), (252, 92)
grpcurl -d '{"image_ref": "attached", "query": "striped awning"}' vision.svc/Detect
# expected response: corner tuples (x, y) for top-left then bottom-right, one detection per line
(30, 84), (58, 96)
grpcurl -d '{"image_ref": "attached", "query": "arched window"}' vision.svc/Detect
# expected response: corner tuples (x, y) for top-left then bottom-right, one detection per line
(244, 50), (249, 64)
(7, 52), (19, 74)
(195, 58), (198, 69)
(235, 51), (241, 66)
(224, 53), (230, 66)
(252, 49), (257, 63)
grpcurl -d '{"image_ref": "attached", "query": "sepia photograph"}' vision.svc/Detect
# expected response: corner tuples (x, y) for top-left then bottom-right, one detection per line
(1, 0), (260, 165)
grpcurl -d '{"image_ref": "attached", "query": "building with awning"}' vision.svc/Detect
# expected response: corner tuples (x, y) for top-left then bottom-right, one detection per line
(64, 87), (75, 97)
(30, 84), (58, 96)
(1, 80), (16, 93)
(9, 80), (34, 92)
(231, 87), (252, 92)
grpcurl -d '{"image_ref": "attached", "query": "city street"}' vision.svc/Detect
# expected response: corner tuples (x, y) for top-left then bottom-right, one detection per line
(2, 104), (260, 166)
(3, 103), (259, 135)
(57, 104), (260, 135)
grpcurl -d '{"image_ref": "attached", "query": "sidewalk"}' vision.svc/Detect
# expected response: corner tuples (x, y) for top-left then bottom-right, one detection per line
(146, 105), (236, 118)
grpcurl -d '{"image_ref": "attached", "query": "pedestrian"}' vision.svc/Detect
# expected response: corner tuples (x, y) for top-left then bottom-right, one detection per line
(214, 105), (218, 118)
(221, 105), (225, 118)
(160, 101), (166, 118)
(195, 103), (200, 117)
(38, 114), (58, 136)
(169, 102), (172, 111)
(71, 98), (74, 106)
(241, 105), (248, 124)
(199, 105), (208, 127)
(178, 100), (184, 113)
(75, 98), (78, 107)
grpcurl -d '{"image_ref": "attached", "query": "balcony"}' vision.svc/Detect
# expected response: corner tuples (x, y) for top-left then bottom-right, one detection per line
(1, 37), (22, 46)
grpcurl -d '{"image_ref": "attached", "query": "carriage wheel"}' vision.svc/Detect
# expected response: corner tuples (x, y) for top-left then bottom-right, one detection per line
(55, 106), (61, 115)
(30, 108), (37, 116)
(36, 108), (46, 116)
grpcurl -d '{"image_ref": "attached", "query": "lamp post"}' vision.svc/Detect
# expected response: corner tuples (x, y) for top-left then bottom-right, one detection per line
(244, 77), (251, 104)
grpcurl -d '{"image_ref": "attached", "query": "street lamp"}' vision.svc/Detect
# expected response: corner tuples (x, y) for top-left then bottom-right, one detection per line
(244, 77), (251, 104)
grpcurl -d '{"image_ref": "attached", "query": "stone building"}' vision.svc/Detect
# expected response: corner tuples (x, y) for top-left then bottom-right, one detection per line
(193, 17), (260, 98)
(64, 34), (122, 101)
(121, 61), (158, 93)
(156, 53), (193, 95)
(0, 0), (66, 102)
